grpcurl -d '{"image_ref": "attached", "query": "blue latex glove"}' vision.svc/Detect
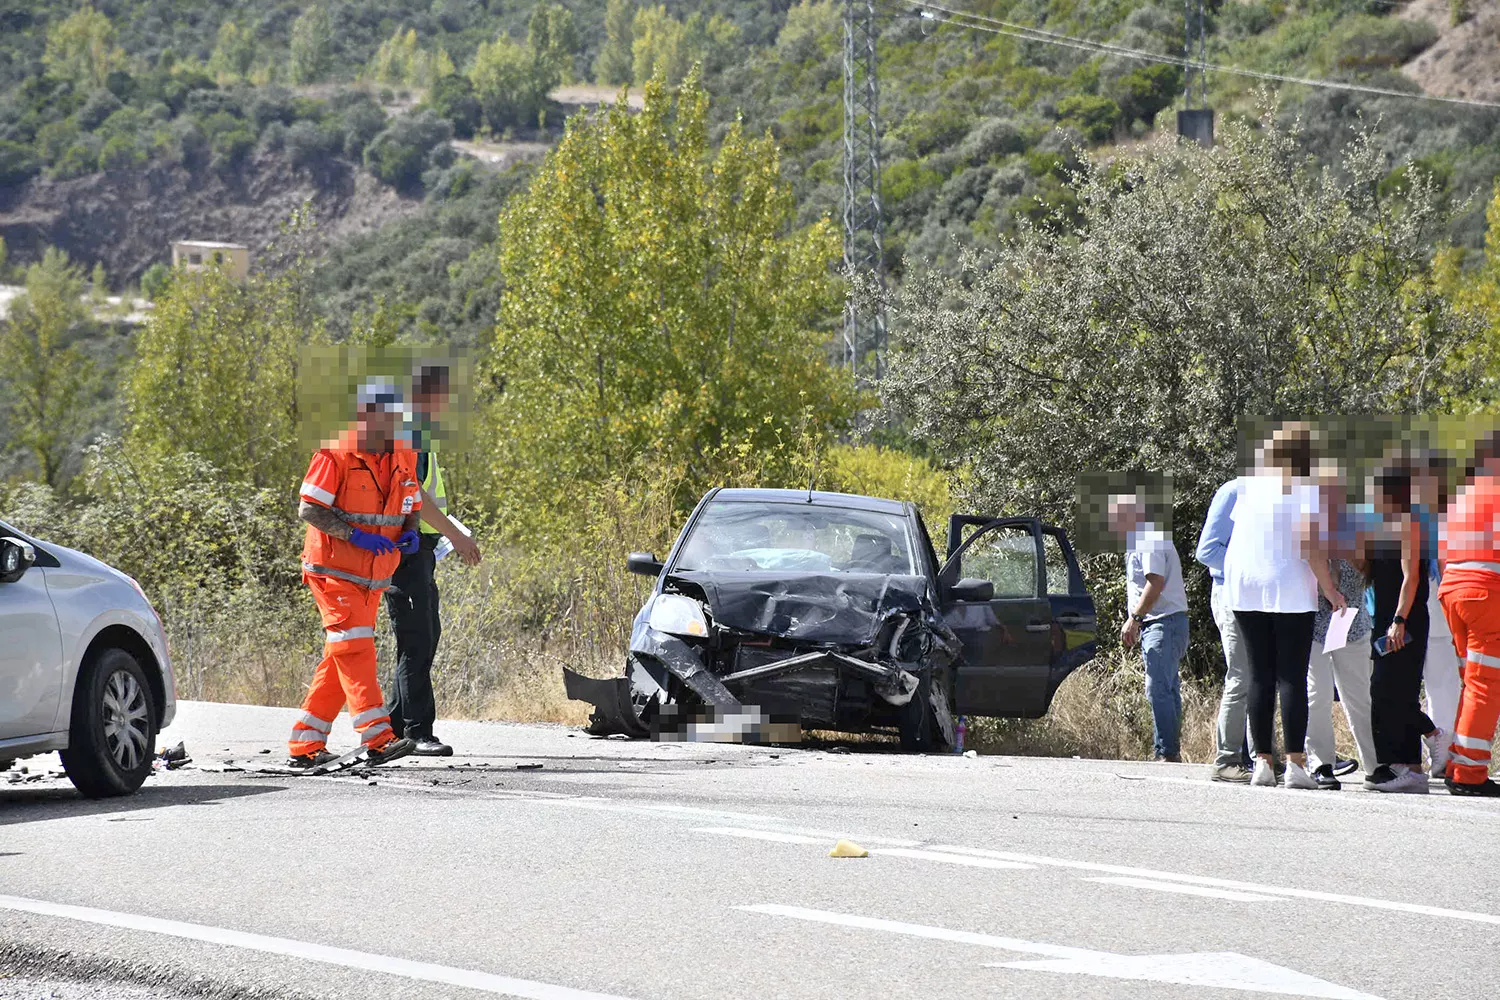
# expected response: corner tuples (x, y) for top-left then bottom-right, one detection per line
(396, 530), (420, 555)
(349, 527), (397, 555)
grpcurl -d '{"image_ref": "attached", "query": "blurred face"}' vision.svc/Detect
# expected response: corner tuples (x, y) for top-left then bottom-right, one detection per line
(355, 408), (397, 452)
(1413, 471), (1440, 508)
(413, 389), (448, 420)
(1108, 498), (1142, 537)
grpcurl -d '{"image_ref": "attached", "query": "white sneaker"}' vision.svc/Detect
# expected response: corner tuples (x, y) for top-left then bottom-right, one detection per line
(1370, 764), (1430, 794)
(1251, 758), (1276, 787)
(1424, 728), (1452, 780)
(1283, 760), (1319, 790)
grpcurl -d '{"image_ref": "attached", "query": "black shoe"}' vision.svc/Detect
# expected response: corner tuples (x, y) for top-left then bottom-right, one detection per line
(1446, 777), (1500, 797)
(364, 737), (414, 767)
(1333, 757), (1359, 777)
(411, 735), (454, 757)
(1312, 763), (1342, 790)
(1363, 764), (1397, 789)
(286, 749), (338, 770)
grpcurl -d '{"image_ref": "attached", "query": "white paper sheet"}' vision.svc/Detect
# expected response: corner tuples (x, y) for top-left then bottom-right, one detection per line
(433, 516), (470, 562)
(1322, 606), (1358, 654)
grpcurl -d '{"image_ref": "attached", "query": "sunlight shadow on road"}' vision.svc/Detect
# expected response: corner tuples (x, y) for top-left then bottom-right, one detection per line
(0, 781), (285, 827)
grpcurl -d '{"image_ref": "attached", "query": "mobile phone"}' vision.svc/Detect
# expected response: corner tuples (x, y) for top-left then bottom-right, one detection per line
(1374, 636), (1391, 657)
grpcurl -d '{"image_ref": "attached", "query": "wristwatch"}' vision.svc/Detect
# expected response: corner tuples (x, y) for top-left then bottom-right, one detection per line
(1130, 613), (1146, 624)
(1393, 615), (1407, 625)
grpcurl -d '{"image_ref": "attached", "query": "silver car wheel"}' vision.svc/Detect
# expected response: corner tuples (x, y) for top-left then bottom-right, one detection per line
(102, 669), (150, 771)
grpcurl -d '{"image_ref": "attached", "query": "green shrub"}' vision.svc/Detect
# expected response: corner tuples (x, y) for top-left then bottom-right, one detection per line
(363, 111), (452, 191)
(1055, 94), (1120, 144)
(0, 140), (39, 187)
(1319, 15), (1438, 72)
(427, 74), (482, 140)
(1110, 64), (1182, 129)
(139, 261), (170, 301)
(97, 133), (145, 172)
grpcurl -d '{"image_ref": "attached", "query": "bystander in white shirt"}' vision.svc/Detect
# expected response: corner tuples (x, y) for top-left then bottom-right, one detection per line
(1126, 523), (1189, 621)
(1223, 475), (1322, 613)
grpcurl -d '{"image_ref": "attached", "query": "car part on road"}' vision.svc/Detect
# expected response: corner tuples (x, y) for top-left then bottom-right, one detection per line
(265, 738), (414, 776)
(59, 649), (158, 799)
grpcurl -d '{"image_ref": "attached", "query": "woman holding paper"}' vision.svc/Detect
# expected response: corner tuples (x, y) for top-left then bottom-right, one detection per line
(1363, 459), (1435, 793)
(1304, 471), (1377, 788)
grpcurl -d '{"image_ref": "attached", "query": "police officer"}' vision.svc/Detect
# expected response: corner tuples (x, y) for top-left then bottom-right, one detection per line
(385, 364), (482, 756)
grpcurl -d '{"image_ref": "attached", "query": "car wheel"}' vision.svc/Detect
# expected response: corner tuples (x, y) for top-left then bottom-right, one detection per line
(898, 669), (952, 754)
(60, 648), (158, 799)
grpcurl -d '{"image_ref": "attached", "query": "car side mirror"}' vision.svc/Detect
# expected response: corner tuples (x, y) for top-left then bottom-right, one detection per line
(626, 551), (664, 577)
(0, 537), (35, 584)
(947, 577), (994, 603)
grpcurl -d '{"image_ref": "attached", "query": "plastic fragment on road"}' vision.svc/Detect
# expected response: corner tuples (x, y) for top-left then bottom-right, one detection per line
(829, 840), (869, 858)
(963, 750), (978, 758)
(516, 763), (544, 770)
(155, 741), (192, 771)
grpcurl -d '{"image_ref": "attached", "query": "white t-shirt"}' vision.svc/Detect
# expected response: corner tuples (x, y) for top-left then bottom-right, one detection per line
(1125, 525), (1189, 621)
(1223, 475), (1321, 613)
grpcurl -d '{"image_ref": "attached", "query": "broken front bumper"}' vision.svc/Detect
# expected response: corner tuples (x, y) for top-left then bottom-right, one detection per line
(564, 627), (922, 741)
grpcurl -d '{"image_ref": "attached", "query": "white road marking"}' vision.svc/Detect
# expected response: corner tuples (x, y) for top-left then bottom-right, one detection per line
(691, 825), (922, 847)
(1084, 877), (1280, 902)
(692, 827), (1005, 855)
(738, 903), (1382, 1000)
(0, 895), (639, 1000)
(923, 845), (1500, 924)
(870, 847), (1034, 869)
(694, 827), (825, 845)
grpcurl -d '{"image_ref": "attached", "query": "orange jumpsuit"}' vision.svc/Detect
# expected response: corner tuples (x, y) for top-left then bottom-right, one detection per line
(290, 432), (421, 756)
(1438, 473), (1500, 785)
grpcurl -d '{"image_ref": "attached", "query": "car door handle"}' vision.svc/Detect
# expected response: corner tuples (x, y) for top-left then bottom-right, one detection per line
(1025, 622), (1051, 633)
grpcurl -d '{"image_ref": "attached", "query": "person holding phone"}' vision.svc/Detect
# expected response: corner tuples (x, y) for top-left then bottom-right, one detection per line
(1363, 459), (1434, 793)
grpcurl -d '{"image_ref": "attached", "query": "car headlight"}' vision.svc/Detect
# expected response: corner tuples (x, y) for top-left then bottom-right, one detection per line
(648, 593), (709, 638)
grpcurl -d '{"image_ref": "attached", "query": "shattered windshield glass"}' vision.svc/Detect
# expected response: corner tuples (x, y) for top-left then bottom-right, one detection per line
(674, 501), (917, 574)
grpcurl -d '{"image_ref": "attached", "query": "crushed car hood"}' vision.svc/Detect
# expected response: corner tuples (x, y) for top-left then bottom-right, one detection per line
(669, 571), (931, 645)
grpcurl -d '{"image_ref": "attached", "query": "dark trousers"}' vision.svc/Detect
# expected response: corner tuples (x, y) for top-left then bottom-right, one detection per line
(1370, 638), (1433, 766)
(384, 535), (441, 739)
(1234, 610), (1315, 755)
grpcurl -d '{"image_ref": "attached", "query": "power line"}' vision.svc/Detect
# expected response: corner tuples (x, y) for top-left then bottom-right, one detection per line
(893, 1), (1500, 111)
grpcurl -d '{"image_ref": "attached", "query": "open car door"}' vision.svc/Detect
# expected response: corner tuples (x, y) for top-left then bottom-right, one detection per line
(938, 516), (1053, 718)
(938, 516), (1099, 719)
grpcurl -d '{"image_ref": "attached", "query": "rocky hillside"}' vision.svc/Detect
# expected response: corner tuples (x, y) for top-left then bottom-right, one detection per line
(0, 151), (421, 286)
(1401, 0), (1500, 104)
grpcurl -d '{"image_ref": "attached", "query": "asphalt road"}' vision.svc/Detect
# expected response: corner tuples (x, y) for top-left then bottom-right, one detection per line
(3, 701), (1497, 1000)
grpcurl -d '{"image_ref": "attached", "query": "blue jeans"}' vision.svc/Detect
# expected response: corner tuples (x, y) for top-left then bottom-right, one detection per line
(1141, 612), (1189, 757)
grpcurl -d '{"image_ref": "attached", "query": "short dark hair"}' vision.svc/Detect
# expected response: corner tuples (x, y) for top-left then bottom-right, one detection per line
(1267, 422), (1314, 478)
(413, 364), (450, 397)
(1375, 459), (1415, 514)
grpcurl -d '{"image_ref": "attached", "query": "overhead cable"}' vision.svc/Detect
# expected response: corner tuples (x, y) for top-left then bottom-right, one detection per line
(893, 0), (1500, 111)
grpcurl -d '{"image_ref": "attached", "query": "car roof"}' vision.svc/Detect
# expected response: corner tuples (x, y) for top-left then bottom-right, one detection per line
(706, 488), (909, 516)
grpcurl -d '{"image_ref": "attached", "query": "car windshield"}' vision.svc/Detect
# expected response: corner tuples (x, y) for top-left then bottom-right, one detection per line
(673, 501), (918, 574)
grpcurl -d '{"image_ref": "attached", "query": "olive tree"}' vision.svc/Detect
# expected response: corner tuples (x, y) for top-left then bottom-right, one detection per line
(883, 109), (1483, 666)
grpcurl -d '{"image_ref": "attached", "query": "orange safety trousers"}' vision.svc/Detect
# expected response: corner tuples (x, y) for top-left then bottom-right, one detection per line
(288, 574), (397, 756)
(1439, 570), (1500, 785)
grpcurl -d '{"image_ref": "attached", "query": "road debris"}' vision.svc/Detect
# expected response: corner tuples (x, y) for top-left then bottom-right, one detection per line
(829, 840), (869, 858)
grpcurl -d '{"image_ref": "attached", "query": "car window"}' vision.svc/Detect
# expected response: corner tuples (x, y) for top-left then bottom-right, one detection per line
(674, 501), (917, 574)
(960, 524), (1038, 598)
(1043, 531), (1072, 595)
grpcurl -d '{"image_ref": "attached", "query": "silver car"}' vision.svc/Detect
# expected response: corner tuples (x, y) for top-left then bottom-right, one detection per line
(0, 519), (176, 797)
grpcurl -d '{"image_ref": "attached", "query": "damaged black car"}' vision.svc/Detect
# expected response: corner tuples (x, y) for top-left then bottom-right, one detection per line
(564, 488), (1098, 751)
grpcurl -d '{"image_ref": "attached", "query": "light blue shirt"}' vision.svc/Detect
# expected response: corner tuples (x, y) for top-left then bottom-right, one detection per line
(1195, 478), (1240, 586)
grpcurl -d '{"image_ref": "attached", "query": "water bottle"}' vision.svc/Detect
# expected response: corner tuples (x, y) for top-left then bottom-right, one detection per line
(954, 715), (967, 754)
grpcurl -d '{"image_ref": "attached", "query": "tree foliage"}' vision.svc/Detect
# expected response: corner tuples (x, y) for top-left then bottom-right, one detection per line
(124, 224), (320, 488)
(468, 2), (576, 131)
(594, 0), (635, 86)
(288, 5), (332, 85)
(42, 6), (127, 89)
(478, 72), (857, 533)
(885, 109), (1482, 544)
(0, 248), (94, 487)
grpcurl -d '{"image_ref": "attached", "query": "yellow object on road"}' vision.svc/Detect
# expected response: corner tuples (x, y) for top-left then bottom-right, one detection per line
(829, 839), (868, 858)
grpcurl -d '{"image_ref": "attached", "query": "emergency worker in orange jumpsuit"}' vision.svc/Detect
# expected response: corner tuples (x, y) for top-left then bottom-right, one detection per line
(1438, 431), (1500, 796)
(286, 378), (421, 768)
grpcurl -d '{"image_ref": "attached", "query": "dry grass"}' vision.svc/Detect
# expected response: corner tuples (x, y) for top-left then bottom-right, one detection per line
(969, 651), (1219, 762)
